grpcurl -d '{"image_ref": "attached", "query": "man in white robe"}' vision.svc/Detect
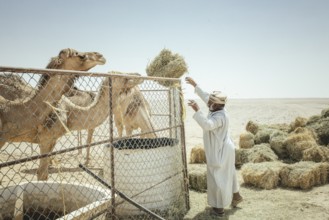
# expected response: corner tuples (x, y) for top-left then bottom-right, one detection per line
(186, 77), (243, 216)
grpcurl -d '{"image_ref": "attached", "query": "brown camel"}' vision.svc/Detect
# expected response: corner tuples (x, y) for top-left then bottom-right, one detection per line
(0, 48), (106, 179)
(35, 72), (146, 179)
(0, 74), (35, 101)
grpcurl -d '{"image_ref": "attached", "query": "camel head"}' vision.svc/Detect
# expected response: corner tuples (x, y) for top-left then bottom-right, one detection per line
(46, 48), (106, 71)
(109, 72), (144, 90)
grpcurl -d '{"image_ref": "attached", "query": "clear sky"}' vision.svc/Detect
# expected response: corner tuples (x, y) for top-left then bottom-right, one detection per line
(1, 0), (328, 98)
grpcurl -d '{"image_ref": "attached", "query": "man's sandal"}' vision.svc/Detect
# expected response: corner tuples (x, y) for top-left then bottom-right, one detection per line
(231, 197), (243, 208)
(211, 208), (225, 217)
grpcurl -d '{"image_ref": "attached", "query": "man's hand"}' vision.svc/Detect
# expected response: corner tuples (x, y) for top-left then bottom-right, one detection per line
(188, 100), (200, 112)
(185, 77), (197, 87)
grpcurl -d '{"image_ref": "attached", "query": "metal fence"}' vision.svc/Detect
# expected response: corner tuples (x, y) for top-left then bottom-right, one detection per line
(0, 67), (189, 220)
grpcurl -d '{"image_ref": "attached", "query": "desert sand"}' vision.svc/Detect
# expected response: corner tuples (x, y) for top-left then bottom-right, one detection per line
(183, 98), (329, 220)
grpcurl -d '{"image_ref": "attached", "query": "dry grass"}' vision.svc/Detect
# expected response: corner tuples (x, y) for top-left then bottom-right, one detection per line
(302, 146), (329, 162)
(246, 121), (259, 135)
(146, 49), (188, 87)
(290, 117), (308, 131)
(241, 162), (287, 189)
(279, 161), (329, 190)
(284, 127), (318, 161)
(239, 132), (255, 149)
(235, 144), (278, 168)
(269, 130), (288, 159)
(188, 164), (207, 192)
(189, 145), (206, 164)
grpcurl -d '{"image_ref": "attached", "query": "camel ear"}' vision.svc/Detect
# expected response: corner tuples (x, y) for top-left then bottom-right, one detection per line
(126, 78), (143, 88)
(56, 58), (64, 66)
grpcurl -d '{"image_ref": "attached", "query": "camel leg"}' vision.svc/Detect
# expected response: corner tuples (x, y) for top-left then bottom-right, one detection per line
(113, 112), (124, 138)
(139, 109), (157, 138)
(85, 128), (94, 165)
(38, 141), (56, 180)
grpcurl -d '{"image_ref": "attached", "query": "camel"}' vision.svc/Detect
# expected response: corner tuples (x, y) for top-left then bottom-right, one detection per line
(113, 86), (157, 138)
(35, 72), (148, 179)
(0, 48), (106, 178)
(0, 74), (35, 101)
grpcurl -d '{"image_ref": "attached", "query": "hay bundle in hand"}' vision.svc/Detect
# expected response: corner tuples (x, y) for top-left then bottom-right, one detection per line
(190, 144), (206, 164)
(241, 162), (287, 190)
(146, 49), (188, 87)
(279, 161), (329, 189)
(239, 132), (255, 149)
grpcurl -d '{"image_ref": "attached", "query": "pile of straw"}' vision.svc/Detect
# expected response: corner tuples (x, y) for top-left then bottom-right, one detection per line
(189, 145), (206, 164)
(241, 162), (287, 189)
(254, 128), (274, 144)
(290, 117), (308, 131)
(239, 132), (255, 149)
(188, 164), (207, 192)
(269, 130), (288, 159)
(235, 144), (278, 168)
(246, 121), (259, 135)
(146, 49), (188, 87)
(284, 128), (318, 161)
(302, 146), (329, 162)
(279, 161), (329, 190)
(306, 108), (329, 145)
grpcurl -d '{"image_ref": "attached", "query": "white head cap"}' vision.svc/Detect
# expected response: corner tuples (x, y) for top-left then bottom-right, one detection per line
(209, 91), (227, 104)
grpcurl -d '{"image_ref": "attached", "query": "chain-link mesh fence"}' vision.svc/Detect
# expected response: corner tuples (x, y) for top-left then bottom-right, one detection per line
(0, 67), (189, 220)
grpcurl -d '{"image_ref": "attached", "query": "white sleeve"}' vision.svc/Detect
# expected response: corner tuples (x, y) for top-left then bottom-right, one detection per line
(193, 111), (223, 131)
(195, 86), (210, 104)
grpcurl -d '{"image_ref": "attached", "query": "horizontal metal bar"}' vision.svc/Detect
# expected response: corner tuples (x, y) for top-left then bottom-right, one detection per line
(0, 66), (181, 82)
(0, 125), (182, 169)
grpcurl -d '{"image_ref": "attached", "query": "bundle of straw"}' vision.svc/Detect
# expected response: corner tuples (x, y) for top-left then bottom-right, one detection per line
(146, 49), (188, 87)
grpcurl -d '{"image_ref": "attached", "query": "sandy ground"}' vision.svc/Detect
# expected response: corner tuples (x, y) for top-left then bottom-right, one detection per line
(1, 98), (329, 219)
(183, 98), (329, 220)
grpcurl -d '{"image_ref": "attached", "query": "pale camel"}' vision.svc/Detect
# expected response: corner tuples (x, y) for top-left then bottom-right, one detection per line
(35, 72), (146, 179)
(68, 75), (156, 165)
(0, 48), (106, 179)
(113, 86), (157, 139)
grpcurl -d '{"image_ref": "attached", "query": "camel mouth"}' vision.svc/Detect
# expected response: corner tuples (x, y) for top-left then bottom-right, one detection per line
(98, 57), (106, 65)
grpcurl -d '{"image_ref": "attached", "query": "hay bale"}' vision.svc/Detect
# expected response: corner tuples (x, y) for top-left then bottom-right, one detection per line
(239, 132), (255, 149)
(254, 128), (276, 144)
(307, 117), (329, 146)
(290, 117), (308, 131)
(269, 130), (288, 159)
(307, 115), (321, 125)
(302, 146), (329, 162)
(280, 161), (329, 189)
(190, 145), (206, 164)
(248, 144), (279, 163)
(235, 148), (249, 168)
(188, 164), (207, 192)
(146, 49), (188, 87)
(285, 128), (318, 161)
(321, 108), (329, 118)
(241, 162), (287, 189)
(235, 144), (278, 168)
(246, 121), (259, 135)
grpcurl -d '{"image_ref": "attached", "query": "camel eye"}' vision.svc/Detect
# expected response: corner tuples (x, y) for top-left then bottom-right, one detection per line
(78, 54), (86, 60)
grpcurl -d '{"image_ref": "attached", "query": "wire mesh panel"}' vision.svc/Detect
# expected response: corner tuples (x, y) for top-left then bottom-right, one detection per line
(0, 67), (189, 220)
